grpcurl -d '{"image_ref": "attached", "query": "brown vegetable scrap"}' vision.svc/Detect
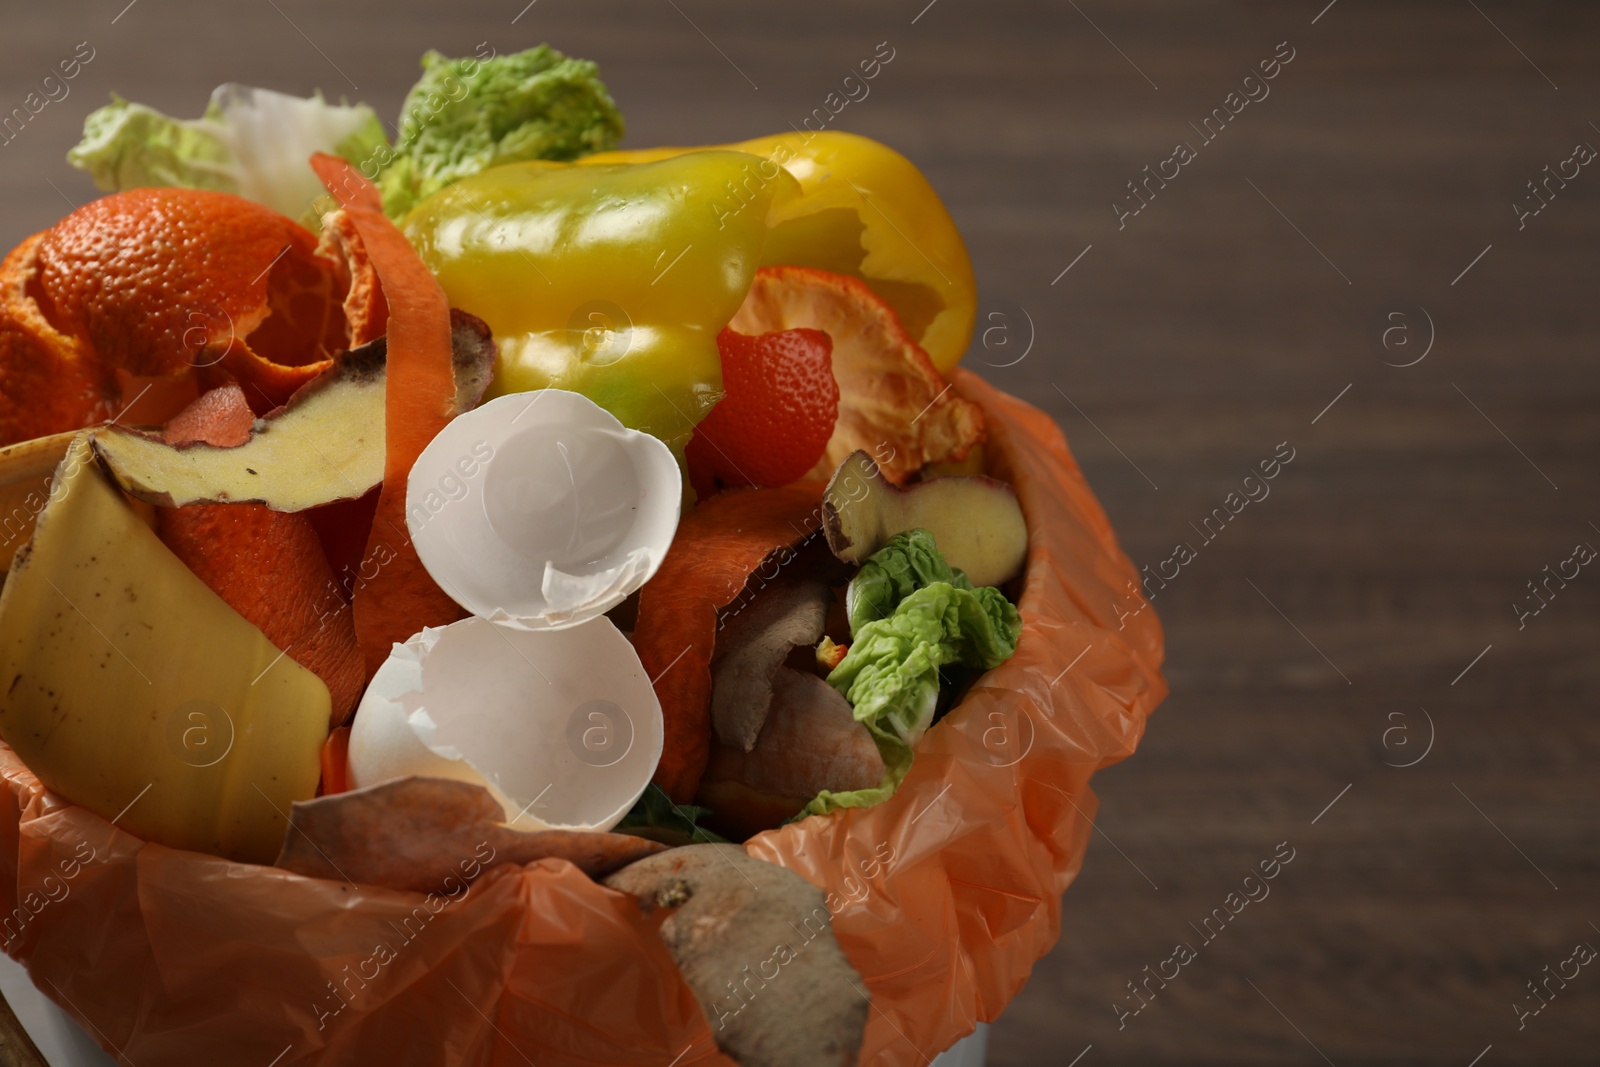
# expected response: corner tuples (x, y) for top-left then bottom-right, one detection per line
(700, 667), (886, 839)
(632, 485), (845, 803)
(274, 776), (667, 892)
(711, 578), (831, 751)
(604, 844), (868, 1067)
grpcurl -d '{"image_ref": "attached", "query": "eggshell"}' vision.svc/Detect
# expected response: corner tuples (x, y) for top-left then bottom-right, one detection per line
(406, 389), (681, 630)
(346, 615), (664, 831)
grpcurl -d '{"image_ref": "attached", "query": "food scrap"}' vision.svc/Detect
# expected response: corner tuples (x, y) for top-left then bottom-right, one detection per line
(0, 434), (328, 864)
(157, 500), (364, 726)
(699, 666), (887, 840)
(68, 84), (389, 225)
(312, 152), (465, 677)
(731, 266), (986, 483)
(604, 844), (870, 1067)
(685, 326), (838, 499)
(585, 130), (978, 372)
(807, 529), (1021, 815)
(823, 448), (1028, 588)
(709, 578), (832, 751)
(404, 150), (795, 444)
(68, 46), (623, 226)
(815, 635), (848, 671)
(0, 187), (365, 447)
(91, 314), (494, 510)
(161, 380), (254, 447)
(376, 45), (625, 218)
(93, 338), (388, 510)
(348, 616), (663, 832)
(0, 40), (1030, 880)
(277, 776), (666, 891)
(630, 486), (844, 803)
(405, 389), (680, 631)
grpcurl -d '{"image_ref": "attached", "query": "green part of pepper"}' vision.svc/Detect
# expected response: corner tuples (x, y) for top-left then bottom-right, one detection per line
(402, 151), (800, 448)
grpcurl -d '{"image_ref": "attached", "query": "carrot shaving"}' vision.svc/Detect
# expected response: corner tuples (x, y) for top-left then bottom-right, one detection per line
(311, 153), (464, 678)
(162, 381), (253, 447)
(320, 726), (351, 796)
(631, 485), (833, 802)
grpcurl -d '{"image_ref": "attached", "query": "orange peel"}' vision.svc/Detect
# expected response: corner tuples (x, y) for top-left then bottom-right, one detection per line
(0, 188), (384, 447)
(731, 265), (985, 484)
(685, 326), (838, 499)
(0, 234), (117, 446)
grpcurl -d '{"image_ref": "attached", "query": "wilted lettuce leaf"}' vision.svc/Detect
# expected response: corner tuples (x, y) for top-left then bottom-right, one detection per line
(845, 527), (973, 634)
(67, 86), (387, 225)
(802, 530), (1022, 818)
(376, 46), (625, 218)
(66, 45), (624, 225)
(831, 580), (1019, 745)
(614, 784), (727, 846)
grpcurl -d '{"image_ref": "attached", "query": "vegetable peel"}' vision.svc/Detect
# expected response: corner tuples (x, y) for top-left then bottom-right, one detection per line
(604, 844), (870, 1067)
(312, 153), (464, 678)
(276, 776), (667, 891)
(631, 486), (844, 802)
(90, 312), (496, 514)
(156, 499), (364, 726)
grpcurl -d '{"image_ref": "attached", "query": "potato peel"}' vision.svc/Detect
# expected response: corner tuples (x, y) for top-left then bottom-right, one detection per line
(276, 775), (668, 891)
(604, 844), (869, 1067)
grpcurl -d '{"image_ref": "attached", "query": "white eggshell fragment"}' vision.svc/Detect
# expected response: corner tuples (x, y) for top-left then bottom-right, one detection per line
(347, 615), (664, 832)
(406, 389), (681, 631)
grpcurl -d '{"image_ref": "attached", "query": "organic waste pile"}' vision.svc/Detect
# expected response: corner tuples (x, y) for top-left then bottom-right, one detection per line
(0, 45), (1042, 1067)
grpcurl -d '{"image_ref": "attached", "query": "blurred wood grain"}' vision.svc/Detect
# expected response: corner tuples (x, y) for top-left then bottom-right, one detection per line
(1, 1), (1596, 1064)
(0, 990), (48, 1067)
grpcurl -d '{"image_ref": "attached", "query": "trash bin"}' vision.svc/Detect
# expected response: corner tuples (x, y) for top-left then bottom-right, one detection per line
(0, 369), (1165, 1065)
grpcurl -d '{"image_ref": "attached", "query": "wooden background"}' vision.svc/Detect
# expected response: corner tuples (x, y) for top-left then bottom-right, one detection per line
(2, 1), (1597, 1063)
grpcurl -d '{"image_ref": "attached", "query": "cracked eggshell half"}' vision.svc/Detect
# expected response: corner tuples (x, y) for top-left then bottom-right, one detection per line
(346, 615), (663, 831)
(407, 389), (681, 631)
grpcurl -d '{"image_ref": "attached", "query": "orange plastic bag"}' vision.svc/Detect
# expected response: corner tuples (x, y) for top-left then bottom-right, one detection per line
(0, 369), (1165, 1066)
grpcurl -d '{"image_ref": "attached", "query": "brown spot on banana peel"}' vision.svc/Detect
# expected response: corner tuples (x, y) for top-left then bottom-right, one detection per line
(605, 844), (869, 1067)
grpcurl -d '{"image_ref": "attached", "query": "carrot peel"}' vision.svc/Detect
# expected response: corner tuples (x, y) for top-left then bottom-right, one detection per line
(311, 153), (465, 678)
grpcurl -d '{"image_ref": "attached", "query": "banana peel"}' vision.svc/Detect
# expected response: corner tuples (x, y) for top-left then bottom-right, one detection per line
(0, 433), (328, 864)
(0, 431), (75, 573)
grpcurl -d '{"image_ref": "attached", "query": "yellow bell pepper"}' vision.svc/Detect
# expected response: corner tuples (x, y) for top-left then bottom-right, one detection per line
(403, 151), (798, 446)
(583, 131), (977, 373)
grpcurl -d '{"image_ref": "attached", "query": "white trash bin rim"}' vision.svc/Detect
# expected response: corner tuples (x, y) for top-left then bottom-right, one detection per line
(930, 1023), (989, 1067)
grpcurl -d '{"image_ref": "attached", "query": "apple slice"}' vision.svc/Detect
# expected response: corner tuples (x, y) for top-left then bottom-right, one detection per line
(823, 450), (1028, 588)
(90, 310), (496, 512)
